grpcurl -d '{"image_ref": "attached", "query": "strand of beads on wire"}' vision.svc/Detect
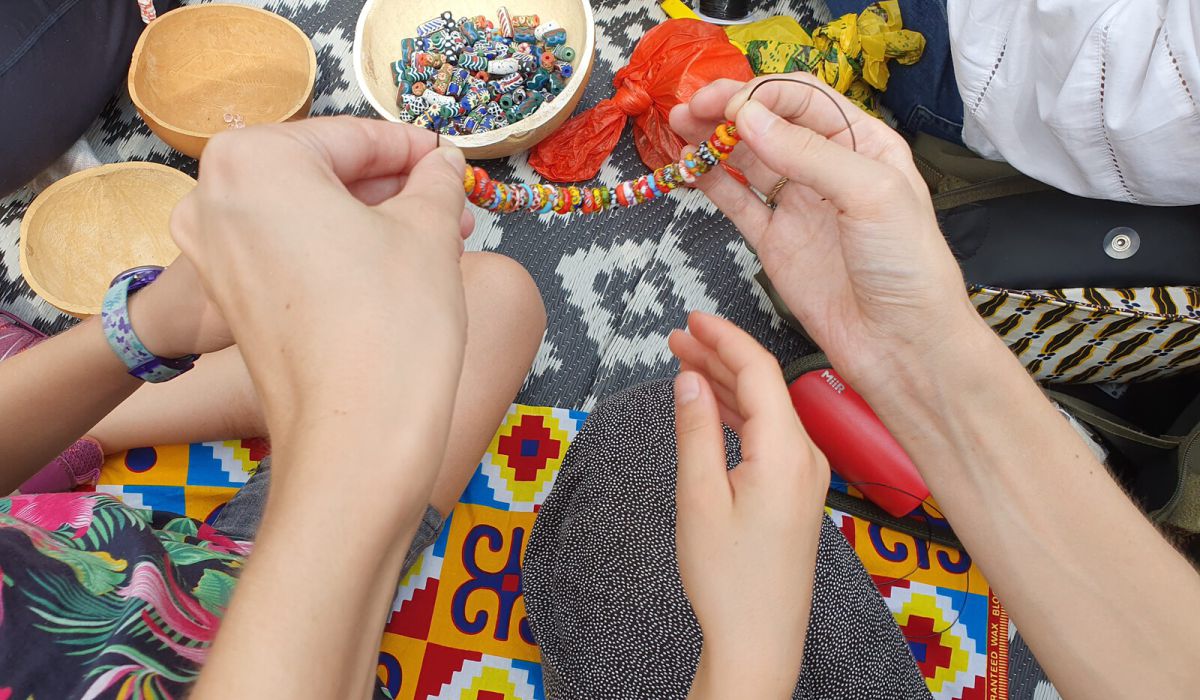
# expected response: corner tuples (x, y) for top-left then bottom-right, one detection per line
(464, 121), (740, 215)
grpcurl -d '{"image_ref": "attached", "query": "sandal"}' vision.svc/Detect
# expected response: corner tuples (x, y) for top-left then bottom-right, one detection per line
(0, 310), (45, 362)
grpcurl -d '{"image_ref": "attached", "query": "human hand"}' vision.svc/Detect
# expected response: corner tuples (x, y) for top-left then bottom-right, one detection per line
(669, 311), (829, 699)
(125, 255), (234, 358)
(670, 75), (980, 397)
(169, 117), (473, 458)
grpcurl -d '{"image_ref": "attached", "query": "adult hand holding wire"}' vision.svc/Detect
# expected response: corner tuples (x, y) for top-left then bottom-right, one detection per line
(177, 117), (476, 700)
(670, 75), (974, 400)
(674, 77), (1200, 699)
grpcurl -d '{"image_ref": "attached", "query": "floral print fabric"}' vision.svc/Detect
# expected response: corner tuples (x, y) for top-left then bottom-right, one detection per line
(0, 493), (249, 698)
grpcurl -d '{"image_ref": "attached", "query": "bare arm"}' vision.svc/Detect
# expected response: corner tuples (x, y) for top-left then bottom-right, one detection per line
(181, 118), (470, 699)
(673, 75), (1200, 699)
(873, 311), (1200, 698)
(0, 261), (227, 492)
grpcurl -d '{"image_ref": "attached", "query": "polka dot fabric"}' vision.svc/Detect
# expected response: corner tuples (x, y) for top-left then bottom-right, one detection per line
(522, 380), (932, 699)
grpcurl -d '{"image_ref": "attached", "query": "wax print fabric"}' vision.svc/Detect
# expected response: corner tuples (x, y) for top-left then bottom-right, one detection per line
(77, 403), (1010, 700)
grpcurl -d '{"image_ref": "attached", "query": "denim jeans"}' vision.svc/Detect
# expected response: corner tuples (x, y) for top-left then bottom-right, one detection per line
(211, 458), (447, 575)
(826, 0), (964, 144)
(0, 0), (176, 195)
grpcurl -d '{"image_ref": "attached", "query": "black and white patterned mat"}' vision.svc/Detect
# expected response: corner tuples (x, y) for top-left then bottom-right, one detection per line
(0, 0), (825, 410)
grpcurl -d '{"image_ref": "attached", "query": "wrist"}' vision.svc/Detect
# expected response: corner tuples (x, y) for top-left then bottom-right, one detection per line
(851, 312), (1031, 447)
(843, 297), (993, 401)
(124, 283), (183, 358)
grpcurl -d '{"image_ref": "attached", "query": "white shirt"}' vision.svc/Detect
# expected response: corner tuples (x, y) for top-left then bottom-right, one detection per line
(948, 1), (1200, 205)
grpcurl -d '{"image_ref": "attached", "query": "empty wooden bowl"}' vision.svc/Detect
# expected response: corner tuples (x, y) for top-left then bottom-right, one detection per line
(354, 0), (596, 159)
(19, 163), (195, 317)
(128, 4), (318, 158)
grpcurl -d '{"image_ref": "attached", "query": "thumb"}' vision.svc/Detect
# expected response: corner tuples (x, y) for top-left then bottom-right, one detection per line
(674, 372), (732, 513)
(379, 146), (468, 234)
(734, 99), (889, 214)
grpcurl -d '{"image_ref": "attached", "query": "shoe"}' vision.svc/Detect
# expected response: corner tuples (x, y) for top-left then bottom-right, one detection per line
(16, 438), (104, 494)
(0, 310), (44, 361)
(0, 311), (103, 493)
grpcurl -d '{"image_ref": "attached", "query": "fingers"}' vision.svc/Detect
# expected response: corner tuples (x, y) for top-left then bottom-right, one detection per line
(679, 79), (751, 132)
(277, 116), (440, 186)
(671, 92), (787, 198)
(671, 330), (743, 430)
(347, 174), (407, 205)
(674, 371), (733, 510)
(724, 75), (878, 151)
(459, 208), (476, 240)
(733, 99), (901, 216)
(684, 312), (811, 463)
(682, 146), (771, 249)
(379, 146), (468, 235)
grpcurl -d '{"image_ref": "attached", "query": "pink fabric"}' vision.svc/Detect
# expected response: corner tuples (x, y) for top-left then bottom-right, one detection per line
(0, 312), (44, 362)
(17, 439), (104, 494)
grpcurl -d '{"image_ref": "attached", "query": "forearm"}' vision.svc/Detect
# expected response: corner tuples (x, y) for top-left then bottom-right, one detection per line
(193, 422), (445, 699)
(869, 316), (1200, 698)
(0, 317), (139, 491)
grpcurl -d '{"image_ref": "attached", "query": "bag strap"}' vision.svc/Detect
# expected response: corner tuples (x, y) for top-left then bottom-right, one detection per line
(909, 133), (1052, 211)
(825, 488), (964, 550)
(1045, 390), (1181, 451)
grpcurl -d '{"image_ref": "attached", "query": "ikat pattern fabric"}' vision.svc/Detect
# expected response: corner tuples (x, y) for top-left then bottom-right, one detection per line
(970, 285), (1200, 384)
(85, 404), (1008, 700)
(0, 0), (827, 411)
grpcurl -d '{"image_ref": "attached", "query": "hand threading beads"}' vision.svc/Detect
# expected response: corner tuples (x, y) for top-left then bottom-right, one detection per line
(463, 121), (741, 215)
(457, 77), (860, 216)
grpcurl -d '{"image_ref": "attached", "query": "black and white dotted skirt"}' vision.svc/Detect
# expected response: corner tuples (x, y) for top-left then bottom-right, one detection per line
(523, 379), (932, 699)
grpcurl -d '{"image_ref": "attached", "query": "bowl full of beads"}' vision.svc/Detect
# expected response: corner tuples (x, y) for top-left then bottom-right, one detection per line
(128, 4), (318, 159)
(354, 0), (595, 159)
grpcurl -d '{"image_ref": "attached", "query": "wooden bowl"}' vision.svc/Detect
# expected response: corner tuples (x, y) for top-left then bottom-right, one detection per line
(128, 4), (318, 158)
(354, 0), (595, 159)
(19, 163), (195, 318)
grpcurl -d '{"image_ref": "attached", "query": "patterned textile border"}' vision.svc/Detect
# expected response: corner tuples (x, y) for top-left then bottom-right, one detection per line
(971, 285), (1200, 384)
(94, 404), (1008, 700)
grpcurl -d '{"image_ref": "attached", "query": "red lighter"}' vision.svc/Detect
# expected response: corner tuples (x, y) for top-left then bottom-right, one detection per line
(787, 366), (929, 517)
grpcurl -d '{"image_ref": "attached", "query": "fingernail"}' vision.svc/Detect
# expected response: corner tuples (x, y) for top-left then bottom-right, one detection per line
(676, 372), (701, 404)
(737, 100), (773, 140)
(438, 146), (466, 171)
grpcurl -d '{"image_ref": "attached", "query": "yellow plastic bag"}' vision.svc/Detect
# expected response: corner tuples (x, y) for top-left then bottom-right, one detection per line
(659, 1), (925, 116)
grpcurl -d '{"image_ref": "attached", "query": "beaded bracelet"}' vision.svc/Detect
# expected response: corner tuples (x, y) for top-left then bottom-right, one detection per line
(463, 120), (741, 216)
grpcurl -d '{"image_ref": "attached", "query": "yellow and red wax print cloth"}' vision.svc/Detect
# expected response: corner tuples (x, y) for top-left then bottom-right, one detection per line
(95, 405), (1009, 699)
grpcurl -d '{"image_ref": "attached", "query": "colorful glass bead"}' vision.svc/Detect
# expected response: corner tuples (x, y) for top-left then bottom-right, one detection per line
(416, 13), (453, 38)
(457, 52), (487, 72)
(487, 58), (521, 75)
(462, 121), (740, 216)
(393, 8), (574, 137)
(496, 6), (514, 38)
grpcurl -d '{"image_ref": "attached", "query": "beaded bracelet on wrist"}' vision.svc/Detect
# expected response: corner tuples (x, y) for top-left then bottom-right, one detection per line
(464, 120), (740, 216)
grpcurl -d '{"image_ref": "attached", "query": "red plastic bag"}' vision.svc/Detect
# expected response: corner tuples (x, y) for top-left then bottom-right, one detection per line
(529, 19), (753, 182)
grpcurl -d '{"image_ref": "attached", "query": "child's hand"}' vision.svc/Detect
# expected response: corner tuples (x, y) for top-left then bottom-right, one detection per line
(127, 255), (234, 358)
(668, 311), (829, 699)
